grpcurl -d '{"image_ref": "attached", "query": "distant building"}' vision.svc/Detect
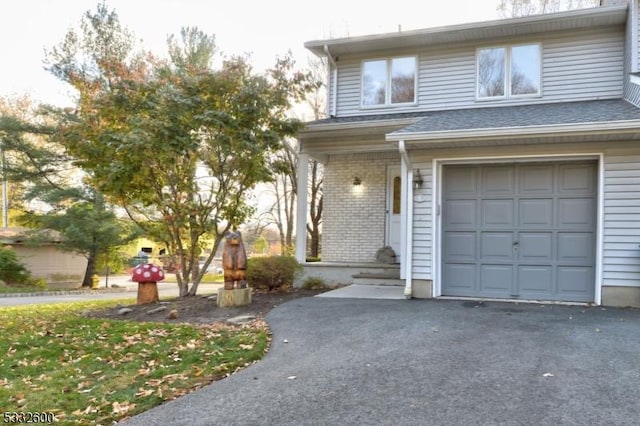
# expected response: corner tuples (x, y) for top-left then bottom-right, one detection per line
(0, 227), (87, 288)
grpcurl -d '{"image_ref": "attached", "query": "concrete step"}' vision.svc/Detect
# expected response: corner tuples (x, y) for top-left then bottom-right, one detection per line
(352, 272), (403, 286)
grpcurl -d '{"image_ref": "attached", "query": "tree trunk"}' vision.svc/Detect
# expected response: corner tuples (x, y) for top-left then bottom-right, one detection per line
(177, 273), (189, 297)
(307, 160), (323, 259)
(82, 253), (97, 287)
(308, 226), (320, 258)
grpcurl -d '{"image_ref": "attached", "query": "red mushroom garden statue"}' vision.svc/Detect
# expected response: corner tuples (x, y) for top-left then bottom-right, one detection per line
(132, 263), (165, 304)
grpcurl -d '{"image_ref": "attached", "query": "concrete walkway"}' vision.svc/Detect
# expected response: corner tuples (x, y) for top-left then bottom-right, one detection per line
(317, 284), (406, 299)
(124, 297), (640, 426)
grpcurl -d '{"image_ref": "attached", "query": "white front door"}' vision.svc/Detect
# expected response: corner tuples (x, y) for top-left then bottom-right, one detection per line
(386, 167), (402, 261)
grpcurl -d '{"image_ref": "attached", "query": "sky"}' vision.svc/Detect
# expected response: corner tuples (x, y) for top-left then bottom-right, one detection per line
(0, 0), (500, 108)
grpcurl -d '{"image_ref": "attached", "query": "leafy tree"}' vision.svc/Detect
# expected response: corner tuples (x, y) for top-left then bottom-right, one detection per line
(0, 96), (46, 225)
(22, 190), (140, 287)
(304, 57), (325, 259)
(0, 247), (32, 285)
(262, 139), (298, 255)
(47, 4), (315, 296)
(0, 104), (139, 286)
(260, 56), (325, 259)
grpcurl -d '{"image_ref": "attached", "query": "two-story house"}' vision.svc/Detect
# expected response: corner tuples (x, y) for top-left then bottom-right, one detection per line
(294, 0), (640, 307)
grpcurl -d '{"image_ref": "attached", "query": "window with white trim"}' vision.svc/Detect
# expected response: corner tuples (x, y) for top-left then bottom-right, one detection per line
(477, 43), (541, 99)
(362, 56), (416, 106)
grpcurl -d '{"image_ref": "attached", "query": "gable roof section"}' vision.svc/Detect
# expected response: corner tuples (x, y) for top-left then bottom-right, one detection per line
(305, 5), (628, 57)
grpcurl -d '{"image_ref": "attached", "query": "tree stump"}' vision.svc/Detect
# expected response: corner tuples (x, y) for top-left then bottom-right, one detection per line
(137, 282), (159, 304)
(217, 288), (252, 307)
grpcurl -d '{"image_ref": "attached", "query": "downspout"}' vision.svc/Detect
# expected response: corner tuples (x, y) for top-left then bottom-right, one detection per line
(399, 140), (413, 299)
(324, 45), (338, 117)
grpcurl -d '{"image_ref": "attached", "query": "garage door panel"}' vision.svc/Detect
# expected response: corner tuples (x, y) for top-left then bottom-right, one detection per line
(480, 265), (513, 294)
(518, 265), (553, 295)
(443, 162), (596, 303)
(520, 165), (554, 193)
(481, 232), (514, 261)
(559, 163), (596, 193)
(482, 200), (514, 227)
(444, 264), (476, 294)
(519, 199), (553, 227)
(557, 266), (593, 298)
(446, 168), (477, 195)
(558, 233), (594, 262)
(519, 233), (553, 261)
(445, 232), (476, 260)
(558, 198), (595, 227)
(482, 167), (514, 194)
(445, 200), (477, 227)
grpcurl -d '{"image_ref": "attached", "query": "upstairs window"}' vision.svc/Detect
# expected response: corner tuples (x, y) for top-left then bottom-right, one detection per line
(362, 56), (416, 107)
(477, 43), (541, 99)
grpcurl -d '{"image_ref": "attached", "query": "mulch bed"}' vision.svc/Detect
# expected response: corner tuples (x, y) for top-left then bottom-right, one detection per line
(86, 288), (325, 325)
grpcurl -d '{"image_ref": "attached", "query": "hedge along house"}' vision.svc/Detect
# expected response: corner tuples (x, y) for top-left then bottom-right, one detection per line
(295, 1), (640, 307)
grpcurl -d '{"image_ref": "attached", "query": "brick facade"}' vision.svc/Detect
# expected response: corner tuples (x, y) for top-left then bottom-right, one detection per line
(322, 152), (400, 262)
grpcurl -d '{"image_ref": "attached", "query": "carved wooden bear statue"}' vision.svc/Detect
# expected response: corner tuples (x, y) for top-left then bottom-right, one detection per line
(222, 231), (247, 290)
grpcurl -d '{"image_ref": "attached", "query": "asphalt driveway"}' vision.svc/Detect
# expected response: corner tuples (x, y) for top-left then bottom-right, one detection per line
(124, 298), (640, 426)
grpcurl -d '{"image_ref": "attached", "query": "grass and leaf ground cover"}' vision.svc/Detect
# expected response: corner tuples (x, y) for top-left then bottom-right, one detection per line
(0, 300), (270, 424)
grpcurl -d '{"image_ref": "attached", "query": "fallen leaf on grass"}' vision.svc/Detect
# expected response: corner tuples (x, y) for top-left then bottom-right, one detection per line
(135, 388), (154, 398)
(72, 405), (97, 416)
(112, 401), (136, 416)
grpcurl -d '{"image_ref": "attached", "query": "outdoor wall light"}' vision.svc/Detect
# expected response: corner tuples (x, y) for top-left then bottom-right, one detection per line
(413, 169), (423, 189)
(353, 176), (362, 186)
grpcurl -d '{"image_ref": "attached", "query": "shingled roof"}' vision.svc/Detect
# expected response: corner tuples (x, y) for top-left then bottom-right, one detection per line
(390, 99), (640, 136)
(306, 100), (640, 135)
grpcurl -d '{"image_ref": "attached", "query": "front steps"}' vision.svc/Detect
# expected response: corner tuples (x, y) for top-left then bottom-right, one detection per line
(352, 270), (403, 286)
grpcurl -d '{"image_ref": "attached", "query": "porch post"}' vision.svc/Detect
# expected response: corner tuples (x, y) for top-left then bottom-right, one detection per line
(399, 141), (413, 298)
(295, 153), (309, 263)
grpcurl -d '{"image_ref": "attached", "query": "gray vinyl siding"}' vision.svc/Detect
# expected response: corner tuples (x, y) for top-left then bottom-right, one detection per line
(506, 29), (621, 100)
(623, 3), (640, 107)
(625, 82), (640, 106)
(412, 165), (433, 278)
(603, 155), (640, 286)
(333, 28), (624, 117)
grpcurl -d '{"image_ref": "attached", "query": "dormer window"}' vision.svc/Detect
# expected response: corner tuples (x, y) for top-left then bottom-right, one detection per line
(362, 56), (416, 107)
(477, 43), (541, 100)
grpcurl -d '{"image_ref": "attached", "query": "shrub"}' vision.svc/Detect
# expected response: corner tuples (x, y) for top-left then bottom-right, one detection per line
(301, 276), (328, 290)
(246, 256), (301, 291)
(29, 277), (48, 290)
(0, 248), (33, 285)
(305, 256), (321, 263)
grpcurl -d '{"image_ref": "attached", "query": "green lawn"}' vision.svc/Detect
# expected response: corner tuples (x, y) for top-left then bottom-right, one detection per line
(161, 272), (224, 283)
(0, 300), (270, 424)
(0, 285), (42, 294)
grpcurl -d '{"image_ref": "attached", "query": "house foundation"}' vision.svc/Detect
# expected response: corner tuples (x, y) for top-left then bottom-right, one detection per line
(601, 286), (640, 308)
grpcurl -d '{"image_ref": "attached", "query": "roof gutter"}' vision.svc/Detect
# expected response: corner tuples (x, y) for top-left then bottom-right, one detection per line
(324, 45), (338, 117)
(386, 120), (640, 142)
